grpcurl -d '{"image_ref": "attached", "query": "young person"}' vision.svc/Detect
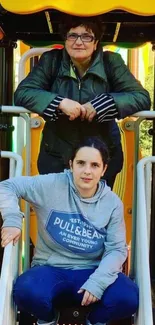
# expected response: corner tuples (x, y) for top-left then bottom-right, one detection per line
(0, 137), (138, 325)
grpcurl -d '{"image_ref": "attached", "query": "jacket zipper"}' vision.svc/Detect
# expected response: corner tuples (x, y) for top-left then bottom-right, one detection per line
(70, 61), (82, 101)
(78, 78), (81, 102)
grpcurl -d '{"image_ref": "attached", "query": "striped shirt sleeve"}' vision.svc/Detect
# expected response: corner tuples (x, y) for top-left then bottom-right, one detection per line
(43, 95), (64, 121)
(90, 94), (118, 122)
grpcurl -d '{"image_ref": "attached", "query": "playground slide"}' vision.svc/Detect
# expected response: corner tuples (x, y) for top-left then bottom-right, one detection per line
(0, 0), (154, 318)
(0, 151), (153, 324)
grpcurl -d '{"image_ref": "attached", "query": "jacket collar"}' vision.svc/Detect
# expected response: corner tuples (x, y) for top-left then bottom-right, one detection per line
(60, 46), (108, 82)
(87, 46), (108, 82)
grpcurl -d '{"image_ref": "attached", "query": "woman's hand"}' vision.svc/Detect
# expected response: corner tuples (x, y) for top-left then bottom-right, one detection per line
(78, 289), (99, 306)
(82, 102), (96, 122)
(1, 227), (21, 247)
(58, 98), (86, 121)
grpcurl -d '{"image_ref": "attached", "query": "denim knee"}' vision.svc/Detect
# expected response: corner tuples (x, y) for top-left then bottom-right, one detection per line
(89, 275), (139, 324)
(103, 279), (139, 319)
(13, 274), (53, 321)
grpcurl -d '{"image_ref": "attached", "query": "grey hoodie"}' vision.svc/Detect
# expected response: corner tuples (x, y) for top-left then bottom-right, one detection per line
(0, 170), (127, 299)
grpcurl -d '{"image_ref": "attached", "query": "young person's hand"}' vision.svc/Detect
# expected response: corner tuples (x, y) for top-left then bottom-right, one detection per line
(82, 102), (96, 122)
(58, 98), (86, 121)
(78, 289), (99, 306)
(1, 227), (21, 247)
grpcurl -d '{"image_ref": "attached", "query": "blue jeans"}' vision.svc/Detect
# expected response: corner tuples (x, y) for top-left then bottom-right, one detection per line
(13, 266), (139, 323)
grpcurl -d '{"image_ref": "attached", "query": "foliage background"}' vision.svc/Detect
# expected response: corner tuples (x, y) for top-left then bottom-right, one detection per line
(140, 64), (154, 156)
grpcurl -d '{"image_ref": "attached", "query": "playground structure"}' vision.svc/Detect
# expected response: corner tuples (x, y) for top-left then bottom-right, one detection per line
(0, 1), (155, 324)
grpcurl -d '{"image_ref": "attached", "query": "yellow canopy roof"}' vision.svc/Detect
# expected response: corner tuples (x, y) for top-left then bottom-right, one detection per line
(1, 0), (155, 16)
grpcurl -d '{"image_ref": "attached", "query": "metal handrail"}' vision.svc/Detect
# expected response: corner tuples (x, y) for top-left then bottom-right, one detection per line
(135, 157), (155, 325)
(0, 108), (31, 271)
(1, 106), (155, 117)
(130, 113), (155, 278)
(1, 151), (23, 177)
(0, 152), (23, 325)
(18, 47), (52, 83)
(1, 106), (32, 270)
(0, 105), (29, 113)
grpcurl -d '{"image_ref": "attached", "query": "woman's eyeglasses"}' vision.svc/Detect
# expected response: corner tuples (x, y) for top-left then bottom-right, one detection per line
(66, 33), (95, 43)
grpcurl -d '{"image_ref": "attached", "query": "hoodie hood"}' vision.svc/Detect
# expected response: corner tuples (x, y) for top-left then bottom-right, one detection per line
(65, 169), (111, 203)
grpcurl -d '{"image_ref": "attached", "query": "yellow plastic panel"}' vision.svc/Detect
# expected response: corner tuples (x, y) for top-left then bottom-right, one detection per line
(113, 117), (135, 244)
(1, 0), (155, 16)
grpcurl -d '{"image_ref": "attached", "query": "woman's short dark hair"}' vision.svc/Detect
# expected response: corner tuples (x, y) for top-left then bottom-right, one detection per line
(59, 15), (105, 41)
(71, 136), (109, 166)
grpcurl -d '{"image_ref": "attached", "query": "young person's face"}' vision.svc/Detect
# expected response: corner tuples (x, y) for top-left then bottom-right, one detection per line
(70, 147), (107, 198)
(65, 25), (98, 63)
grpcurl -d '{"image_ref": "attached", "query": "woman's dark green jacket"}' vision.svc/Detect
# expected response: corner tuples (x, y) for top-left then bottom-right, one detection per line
(14, 47), (151, 178)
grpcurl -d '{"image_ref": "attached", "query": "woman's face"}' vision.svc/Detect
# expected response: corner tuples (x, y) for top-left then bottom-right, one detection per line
(65, 25), (98, 63)
(70, 147), (107, 198)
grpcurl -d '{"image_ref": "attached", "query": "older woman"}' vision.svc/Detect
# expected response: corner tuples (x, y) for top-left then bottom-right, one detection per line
(0, 137), (138, 325)
(14, 16), (151, 188)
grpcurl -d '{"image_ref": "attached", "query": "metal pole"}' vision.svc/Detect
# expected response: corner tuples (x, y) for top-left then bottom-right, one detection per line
(0, 45), (15, 181)
(150, 43), (155, 280)
(0, 43), (15, 269)
(127, 48), (139, 279)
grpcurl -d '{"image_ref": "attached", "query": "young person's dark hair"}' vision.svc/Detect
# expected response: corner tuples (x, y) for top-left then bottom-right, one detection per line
(59, 15), (106, 41)
(71, 136), (110, 167)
